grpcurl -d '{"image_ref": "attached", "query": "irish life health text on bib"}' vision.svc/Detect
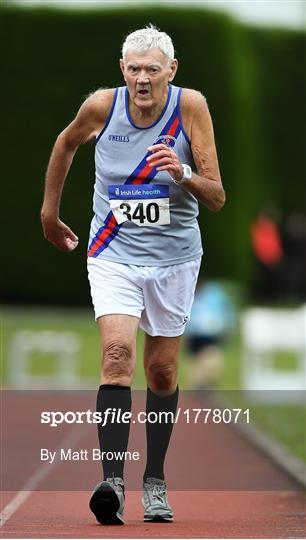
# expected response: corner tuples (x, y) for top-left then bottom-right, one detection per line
(108, 184), (170, 227)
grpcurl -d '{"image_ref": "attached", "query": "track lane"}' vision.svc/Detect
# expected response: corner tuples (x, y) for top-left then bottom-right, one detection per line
(1, 490), (306, 538)
(1, 391), (305, 537)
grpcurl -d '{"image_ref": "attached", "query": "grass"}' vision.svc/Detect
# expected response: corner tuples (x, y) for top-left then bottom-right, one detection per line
(1, 306), (187, 388)
(249, 404), (306, 462)
(1, 306), (305, 463)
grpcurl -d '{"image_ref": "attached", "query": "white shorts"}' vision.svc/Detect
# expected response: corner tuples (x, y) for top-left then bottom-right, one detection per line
(87, 257), (201, 337)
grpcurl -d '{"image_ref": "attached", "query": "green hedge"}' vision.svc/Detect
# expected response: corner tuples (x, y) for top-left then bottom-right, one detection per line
(1, 6), (305, 305)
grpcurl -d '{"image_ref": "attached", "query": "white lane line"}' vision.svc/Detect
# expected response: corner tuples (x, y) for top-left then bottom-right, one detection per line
(0, 425), (90, 527)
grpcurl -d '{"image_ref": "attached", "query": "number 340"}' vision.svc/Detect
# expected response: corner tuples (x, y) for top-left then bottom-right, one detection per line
(119, 202), (159, 224)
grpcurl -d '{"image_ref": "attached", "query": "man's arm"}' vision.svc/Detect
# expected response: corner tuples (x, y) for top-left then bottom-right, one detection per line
(147, 89), (225, 212)
(183, 90), (225, 211)
(41, 89), (115, 251)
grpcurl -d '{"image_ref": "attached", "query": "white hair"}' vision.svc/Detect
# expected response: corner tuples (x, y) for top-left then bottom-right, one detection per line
(122, 24), (175, 63)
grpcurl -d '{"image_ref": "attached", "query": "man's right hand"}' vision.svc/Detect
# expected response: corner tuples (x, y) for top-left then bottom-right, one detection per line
(40, 89), (115, 254)
(41, 216), (79, 252)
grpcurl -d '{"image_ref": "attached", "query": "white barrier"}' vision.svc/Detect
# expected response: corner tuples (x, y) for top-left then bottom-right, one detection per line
(9, 330), (81, 388)
(241, 306), (306, 402)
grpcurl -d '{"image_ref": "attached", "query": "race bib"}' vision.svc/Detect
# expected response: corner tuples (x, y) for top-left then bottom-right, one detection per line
(108, 184), (170, 227)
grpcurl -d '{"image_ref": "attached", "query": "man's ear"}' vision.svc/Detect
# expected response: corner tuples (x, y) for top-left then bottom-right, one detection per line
(119, 58), (125, 79)
(168, 59), (178, 82)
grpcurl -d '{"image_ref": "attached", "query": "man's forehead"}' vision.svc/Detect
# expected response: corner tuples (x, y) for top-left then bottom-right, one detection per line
(123, 48), (168, 66)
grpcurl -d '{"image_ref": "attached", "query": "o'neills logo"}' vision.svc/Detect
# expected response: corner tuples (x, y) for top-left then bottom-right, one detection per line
(108, 134), (130, 143)
(153, 135), (176, 148)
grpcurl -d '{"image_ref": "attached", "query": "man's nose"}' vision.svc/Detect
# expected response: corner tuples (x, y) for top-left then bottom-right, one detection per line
(137, 70), (149, 84)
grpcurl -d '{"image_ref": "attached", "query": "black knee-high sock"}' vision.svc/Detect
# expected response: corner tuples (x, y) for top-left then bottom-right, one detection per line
(96, 384), (131, 480)
(143, 386), (179, 482)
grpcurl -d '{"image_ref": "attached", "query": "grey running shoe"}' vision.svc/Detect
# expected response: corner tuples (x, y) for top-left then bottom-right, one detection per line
(89, 477), (125, 525)
(142, 477), (173, 522)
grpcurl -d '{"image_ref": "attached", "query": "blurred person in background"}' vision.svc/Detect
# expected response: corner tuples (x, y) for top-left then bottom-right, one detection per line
(250, 205), (283, 302)
(185, 281), (235, 389)
(41, 24), (225, 525)
(251, 206), (306, 305)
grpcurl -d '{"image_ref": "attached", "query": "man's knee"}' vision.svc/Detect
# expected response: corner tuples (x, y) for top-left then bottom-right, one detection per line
(146, 360), (177, 392)
(102, 342), (134, 383)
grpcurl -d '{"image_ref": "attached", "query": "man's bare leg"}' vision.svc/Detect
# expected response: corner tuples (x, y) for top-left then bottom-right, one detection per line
(144, 334), (180, 394)
(98, 314), (139, 385)
(90, 315), (139, 525)
(141, 334), (180, 522)
(96, 313), (139, 478)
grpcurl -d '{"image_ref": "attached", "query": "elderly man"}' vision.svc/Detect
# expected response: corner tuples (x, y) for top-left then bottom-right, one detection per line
(41, 24), (225, 525)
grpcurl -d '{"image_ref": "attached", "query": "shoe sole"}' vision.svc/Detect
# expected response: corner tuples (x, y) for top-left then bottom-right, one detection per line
(89, 483), (124, 525)
(144, 514), (173, 522)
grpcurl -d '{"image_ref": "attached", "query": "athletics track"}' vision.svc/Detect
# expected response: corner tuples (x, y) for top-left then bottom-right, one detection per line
(1, 391), (305, 538)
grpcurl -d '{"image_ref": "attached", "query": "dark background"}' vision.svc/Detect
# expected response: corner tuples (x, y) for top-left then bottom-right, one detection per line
(2, 6), (306, 305)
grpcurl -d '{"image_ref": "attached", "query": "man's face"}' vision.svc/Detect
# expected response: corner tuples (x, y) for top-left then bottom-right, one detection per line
(120, 48), (178, 110)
